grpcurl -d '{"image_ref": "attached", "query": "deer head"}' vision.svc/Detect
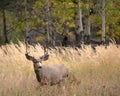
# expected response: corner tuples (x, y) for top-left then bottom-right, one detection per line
(25, 53), (49, 69)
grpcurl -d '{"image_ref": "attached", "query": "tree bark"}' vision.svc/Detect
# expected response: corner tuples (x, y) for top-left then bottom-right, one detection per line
(25, 0), (29, 38)
(25, 0), (30, 53)
(102, 0), (105, 43)
(46, 0), (50, 45)
(84, 0), (91, 44)
(78, 0), (83, 33)
(2, 0), (9, 44)
(76, 0), (84, 43)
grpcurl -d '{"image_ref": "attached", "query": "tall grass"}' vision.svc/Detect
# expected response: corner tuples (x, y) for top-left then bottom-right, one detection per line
(0, 42), (120, 96)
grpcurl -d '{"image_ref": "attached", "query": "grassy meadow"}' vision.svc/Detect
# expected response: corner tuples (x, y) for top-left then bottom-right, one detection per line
(0, 42), (120, 96)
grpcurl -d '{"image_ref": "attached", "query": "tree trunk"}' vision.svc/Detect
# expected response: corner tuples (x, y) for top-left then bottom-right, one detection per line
(2, 0), (9, 44)
(46, 0), (50, 45)
(25, 0), (30, 53)
(78, 0), (83, 33)
(84, 0), (91, 44)
(25, 0), (29, 38)
(85, 16), (91, 36)
(102, 0), (105, 44)
(76, 0), (84, 44)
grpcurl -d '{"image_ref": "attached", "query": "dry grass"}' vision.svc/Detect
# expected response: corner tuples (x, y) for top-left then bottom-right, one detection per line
(0, 42), (120, 96)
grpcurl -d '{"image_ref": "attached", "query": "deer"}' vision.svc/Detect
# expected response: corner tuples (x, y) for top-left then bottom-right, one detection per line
(25, 52), (69, 86)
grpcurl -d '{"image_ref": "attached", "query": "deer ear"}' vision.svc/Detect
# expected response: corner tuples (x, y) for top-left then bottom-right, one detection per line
(25, 53), (35, 61)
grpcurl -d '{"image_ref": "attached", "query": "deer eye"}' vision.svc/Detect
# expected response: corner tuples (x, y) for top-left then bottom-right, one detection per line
(33, 59), (40, 63)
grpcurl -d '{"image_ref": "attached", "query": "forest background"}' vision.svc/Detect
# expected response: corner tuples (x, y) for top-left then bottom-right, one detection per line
(0, 0), (120, 46)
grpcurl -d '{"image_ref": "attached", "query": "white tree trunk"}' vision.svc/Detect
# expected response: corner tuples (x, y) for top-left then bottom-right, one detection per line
(78, 0), (83, 33)
(102, 0), (106, 43)
(76, 0), (84, 43)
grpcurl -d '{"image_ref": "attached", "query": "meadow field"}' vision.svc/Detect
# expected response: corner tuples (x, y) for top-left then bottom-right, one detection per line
(0, 42), (120, 96)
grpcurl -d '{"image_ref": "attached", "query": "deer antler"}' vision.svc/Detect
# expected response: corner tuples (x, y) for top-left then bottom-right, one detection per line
(39, 52), (49, 61)
(39, 45), (49, 61)
(25, 53), (35, 61)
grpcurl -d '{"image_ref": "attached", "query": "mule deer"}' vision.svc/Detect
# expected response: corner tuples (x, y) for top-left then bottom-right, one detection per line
(25, 53), (68, 86)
